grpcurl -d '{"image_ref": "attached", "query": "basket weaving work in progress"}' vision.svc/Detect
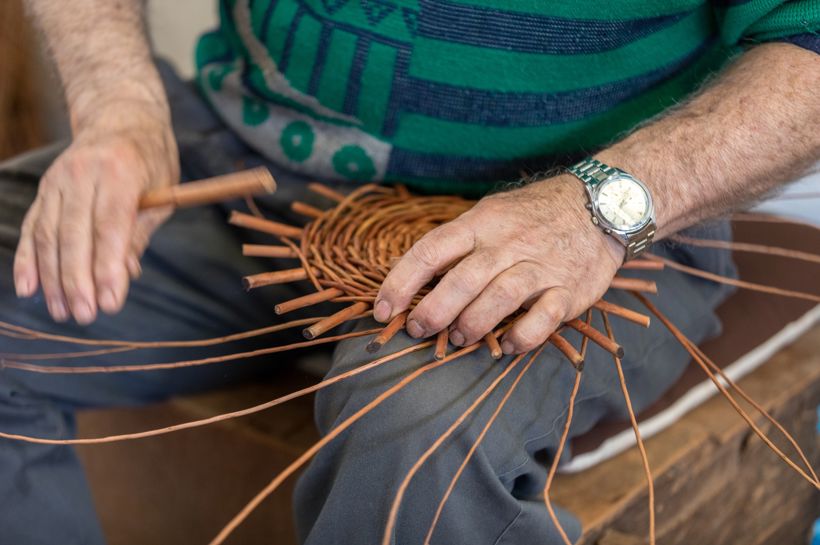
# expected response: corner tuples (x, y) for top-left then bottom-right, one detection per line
(0, 171), (819, 545)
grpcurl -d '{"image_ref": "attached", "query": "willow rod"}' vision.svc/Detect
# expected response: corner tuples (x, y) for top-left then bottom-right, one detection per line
(209, 343), (484, 545)
(381, 350), (534, 545)
(602, 310), (656, 545)
(0, 340), (435, 446)
(139, 167), (276, 210)
(635, 292), (820, 489)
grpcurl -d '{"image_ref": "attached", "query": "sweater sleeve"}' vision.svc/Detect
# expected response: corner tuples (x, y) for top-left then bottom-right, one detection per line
(711, 0), (820, 53)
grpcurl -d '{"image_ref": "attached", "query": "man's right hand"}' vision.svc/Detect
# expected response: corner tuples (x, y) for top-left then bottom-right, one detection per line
(13, 105), (179, 324)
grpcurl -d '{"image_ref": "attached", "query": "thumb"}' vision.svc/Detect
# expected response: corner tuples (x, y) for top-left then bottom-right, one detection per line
(128, 207), (171, 279)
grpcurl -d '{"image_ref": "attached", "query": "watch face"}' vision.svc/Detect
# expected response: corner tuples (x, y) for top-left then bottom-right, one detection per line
(596, 176), (651, 231)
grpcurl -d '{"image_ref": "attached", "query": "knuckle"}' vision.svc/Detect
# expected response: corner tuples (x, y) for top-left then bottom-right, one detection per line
(511, 328), (543, 352)
(416, 309), (446, 333)
(410, 237), (441, 269)
(60, 274), (83, 300)
(458, 319), (485, 344)
(447, 267), (482, 294)
(551, 287), (574, 316)
(33, 226), (56, 250)
(540, 306), (564, 329)
(59, 219), (86, 244)
(492, 279), (524, 302)
(94, 260), (119, 286)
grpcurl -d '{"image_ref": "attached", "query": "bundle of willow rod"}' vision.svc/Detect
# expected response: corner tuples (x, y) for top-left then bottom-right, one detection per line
(0, 170), (818, 545)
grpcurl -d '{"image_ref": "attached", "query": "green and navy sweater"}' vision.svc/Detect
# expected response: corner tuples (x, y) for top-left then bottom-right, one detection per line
(195, 0), (820, 195)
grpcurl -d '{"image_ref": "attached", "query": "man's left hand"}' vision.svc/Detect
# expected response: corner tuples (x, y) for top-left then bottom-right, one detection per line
(374, 175), (625, 355)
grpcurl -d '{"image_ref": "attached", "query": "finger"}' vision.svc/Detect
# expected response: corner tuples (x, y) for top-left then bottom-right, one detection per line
(374, 222), (475, 323)
(132, 207), (169, 256)
(33, 192), (70, 322)
(93, 178), (140, 315)
(13, 201), (41, 297)
(501, 287), (572, 355)
(449, 262), (542, 346)
(126, 251), (143, 280)
(125, 207), (170, 279)
(405, 250), (511, 338)
(59, 180), (98, 325)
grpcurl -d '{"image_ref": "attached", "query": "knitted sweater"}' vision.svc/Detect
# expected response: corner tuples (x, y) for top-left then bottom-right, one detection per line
(195, 0), (820, 195)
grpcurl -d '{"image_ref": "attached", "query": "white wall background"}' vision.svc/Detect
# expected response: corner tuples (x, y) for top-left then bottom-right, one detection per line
(145, 2), (819, 224)
(147, 1), (218, 79)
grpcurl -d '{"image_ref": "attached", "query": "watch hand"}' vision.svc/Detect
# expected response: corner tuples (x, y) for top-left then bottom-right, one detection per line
(613, 207), (634, 225)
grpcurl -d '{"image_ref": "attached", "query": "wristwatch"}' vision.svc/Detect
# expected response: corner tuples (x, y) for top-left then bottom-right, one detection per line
(567, 158), (656, 261)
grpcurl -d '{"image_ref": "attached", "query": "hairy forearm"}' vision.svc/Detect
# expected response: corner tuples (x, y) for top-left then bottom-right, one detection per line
(26, 0), (168, 132)
(597, 43), (820, 238)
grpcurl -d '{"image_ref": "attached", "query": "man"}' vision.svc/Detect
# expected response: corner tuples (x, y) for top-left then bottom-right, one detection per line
(0, 0), (817, 543)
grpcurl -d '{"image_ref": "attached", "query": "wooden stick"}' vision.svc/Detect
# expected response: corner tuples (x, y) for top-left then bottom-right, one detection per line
(139, 167), (275, 209)
(367, 312), (407, 353)
(229, 211), (303, 239)
(242, 244), (297, 259)
(243, 268), (309, 290)
(483, 332), (503, 360)
(593, 300), (651, 328)
(275, 288), (344, 315)
(303, 302), (369, 340)
(435, 329), (449, 360)
(565, 318), (624, 358)
(548, 332), (584, 370)
(291, 201), (324, 219)
(609, 276), (658, 294)
(308, 182), (346, 203)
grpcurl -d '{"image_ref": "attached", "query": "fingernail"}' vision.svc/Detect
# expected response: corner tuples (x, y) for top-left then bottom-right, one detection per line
(99, 289), (118, 314)
(49, 299), (69, 322)
(74, 300), (96, 325)
(127, 256), (142, 280)
(374, 299), (392, 322)
(406, 318), (425, 339)
(501, 341), (515, 355)
(15, 277), (32, 298)
(450, 330), (466, 346)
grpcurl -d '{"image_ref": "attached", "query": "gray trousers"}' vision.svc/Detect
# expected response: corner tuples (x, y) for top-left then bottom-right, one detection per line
(0, 63), (736, 544)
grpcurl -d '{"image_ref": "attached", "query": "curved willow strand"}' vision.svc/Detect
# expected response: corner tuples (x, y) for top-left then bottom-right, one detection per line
(0, 346), (135, 361)
(1, 328), (382, 374)
(670, 234), (820, 265)
(540, 308), (594, 545)
(208, 343), (483, 545)
(646, 255), (820, 303)
(601, 310), (656, 545)
(423, 348), (542, 545)
(542, 369), (584, 545)
(0, 315), (337, 349)
(635, 293), (820, 489)
(685, 337), (819, 484)
(731, 212), (820, 230)
(381, 349), (536, 545)
(0, 340), (435, 446)
(425, 310), (593, 545)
